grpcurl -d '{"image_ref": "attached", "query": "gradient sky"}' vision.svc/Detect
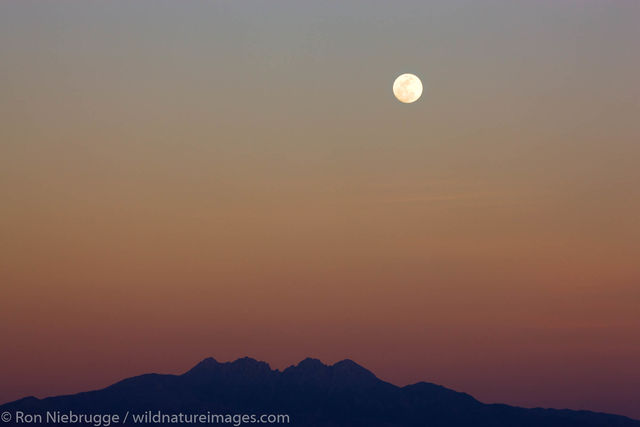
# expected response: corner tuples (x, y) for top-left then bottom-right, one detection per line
(1, 0), (639, 419)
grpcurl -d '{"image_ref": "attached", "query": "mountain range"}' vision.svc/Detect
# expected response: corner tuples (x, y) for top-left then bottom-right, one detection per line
(1, 357), (638, 426)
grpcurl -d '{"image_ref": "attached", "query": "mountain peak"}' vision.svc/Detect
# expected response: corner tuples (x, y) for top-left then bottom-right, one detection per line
(231, 356), (265, 365)
(184, 356), (220, 375)
(280, 357), (382, 389)
(199, 356), (220, 365)
(331, 359), (379, 383)
(296, 358), (326, 369)
(229, 357), (272, 372)
(184, 356), (273, 379)
(333, 358), (365, 370)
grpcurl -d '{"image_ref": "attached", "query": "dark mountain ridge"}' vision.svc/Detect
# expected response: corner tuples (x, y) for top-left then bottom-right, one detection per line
(1, 357), (638, 426)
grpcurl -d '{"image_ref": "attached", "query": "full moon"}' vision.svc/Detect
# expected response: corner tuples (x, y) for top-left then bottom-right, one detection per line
(393, 73), (423, 104)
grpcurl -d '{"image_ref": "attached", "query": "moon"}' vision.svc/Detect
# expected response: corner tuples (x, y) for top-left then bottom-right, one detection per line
(393, 73), (423, 104)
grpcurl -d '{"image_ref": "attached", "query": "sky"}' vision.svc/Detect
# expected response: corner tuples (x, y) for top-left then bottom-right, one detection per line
(1, 0), (639, 419)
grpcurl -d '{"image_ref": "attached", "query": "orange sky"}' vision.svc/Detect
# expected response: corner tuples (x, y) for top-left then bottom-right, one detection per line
(1, 0), (639, 419)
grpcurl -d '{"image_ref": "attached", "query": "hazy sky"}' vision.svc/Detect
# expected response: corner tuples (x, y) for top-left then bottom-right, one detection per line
(1, 0), (639, 419)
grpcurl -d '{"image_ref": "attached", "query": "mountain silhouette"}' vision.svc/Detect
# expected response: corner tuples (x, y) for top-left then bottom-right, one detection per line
(1, 357), (638, 426)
